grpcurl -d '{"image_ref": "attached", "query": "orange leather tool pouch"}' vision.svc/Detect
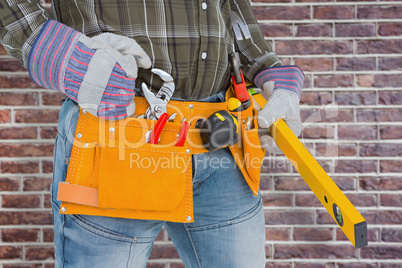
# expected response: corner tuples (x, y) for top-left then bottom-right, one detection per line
(57, 96), (228, 223)
(225, 88), (266, 196)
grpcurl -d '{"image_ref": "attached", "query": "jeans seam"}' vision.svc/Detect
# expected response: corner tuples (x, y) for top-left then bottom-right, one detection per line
(67, 214), (133, 242)
(184, 224), (202, 268)
(187, 196), (263, 232)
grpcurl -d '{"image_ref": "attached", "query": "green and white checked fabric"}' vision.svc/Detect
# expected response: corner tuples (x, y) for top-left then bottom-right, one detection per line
(0, 0), (283, 100)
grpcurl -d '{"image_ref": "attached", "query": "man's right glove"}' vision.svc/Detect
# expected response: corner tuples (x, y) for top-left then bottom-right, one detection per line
(28, 20), (151, 120)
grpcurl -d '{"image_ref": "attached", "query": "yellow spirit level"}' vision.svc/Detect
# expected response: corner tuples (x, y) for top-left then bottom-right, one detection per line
(250, 88), (368, 248)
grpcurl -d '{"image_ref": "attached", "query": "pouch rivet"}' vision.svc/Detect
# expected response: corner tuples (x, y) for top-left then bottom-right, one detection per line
(189, 104), (194, 109)
(109, 127), (115, 133)
(242, 120), (246, 124)
(84, 143), (89, 148)
(61, 207), (67, 212)
(64, 158), (69, 165)
(186, 216), (192, 221)
(76, 133), (82, 138)
(177, 133), (180, 137)
(82, 109), (86, 114)
(186, 149), (191, 154)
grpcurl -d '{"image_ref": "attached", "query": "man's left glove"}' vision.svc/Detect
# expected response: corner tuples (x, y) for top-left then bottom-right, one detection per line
(253, 65), (305, 154)
(28, 19), (151, 120)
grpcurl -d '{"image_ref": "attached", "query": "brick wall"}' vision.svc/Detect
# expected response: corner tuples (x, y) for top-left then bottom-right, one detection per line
(0, 0), (401, 267)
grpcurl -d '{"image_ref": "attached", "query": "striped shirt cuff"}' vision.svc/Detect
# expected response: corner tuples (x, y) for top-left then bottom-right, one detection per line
(27, 19), (81, 92)
(253, 65), (305, 99)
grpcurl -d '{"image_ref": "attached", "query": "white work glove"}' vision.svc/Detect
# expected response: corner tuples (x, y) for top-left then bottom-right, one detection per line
(28, 19), (151, 120)
(257, 81), (302, 154)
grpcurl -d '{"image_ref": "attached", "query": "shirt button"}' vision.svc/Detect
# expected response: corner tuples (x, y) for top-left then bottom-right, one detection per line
(202, 2), (207, 10)
(201, 52), (207, 60)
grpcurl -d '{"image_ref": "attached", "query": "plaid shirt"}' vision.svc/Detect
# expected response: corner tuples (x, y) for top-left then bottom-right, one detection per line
(0, 0), (282, 99)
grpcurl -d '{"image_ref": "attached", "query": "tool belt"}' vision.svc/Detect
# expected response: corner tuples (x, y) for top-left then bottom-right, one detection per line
(57, 88), (265, 223)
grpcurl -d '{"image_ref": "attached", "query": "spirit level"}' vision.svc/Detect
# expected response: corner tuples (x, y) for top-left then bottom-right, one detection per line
(250, 89), (368, 248)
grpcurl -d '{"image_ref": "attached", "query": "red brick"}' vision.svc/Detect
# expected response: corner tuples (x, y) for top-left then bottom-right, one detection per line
(42, 160), (54, 173)
(0, 127), (37, 139)
(0, 58), (25, 72)
(336, 92), (376, 106)
(380, 126), (402, 139)
(261, 158), (290, 173)
(295, 58), (333, 72)
(316, 210), (337, 224)
(265, 210), (314, 225)
(253, 6), (310, 20)
(301, 108), (354, 123)
(315, 143), (357, 157)
(379, 264), (402, 268)
(381, 194), (402, 207)
(44, 194), (51, 208)
(356, 109), (402, 122)
(0, 246), (22, 260)
(379, 23), (402, 36)
(301, 125), (335, 139)
(379, 57), (402, 71)
(0, 76), (40, 89)
(360, 143), (402, 157)
(295, 194), (322, 207)
(3, 264), (43, 268)
(149, 244), (179, 259)
(295, 24), (332, 37)
(0, 211), (52, 225)
(336, 58), (376, 71)
(381, 160), (402, 173)
(338, 126), (377, 140)
(357, 74), (374, 87)
(379, 91), (402, 105)
(358, 6), (402, 19)
(382, 228), (402, 242)
(23, 177), (52, 191)
(1, 161), (39, 174)
(357, 40), (402, 54)
(335, 160), (377, 173)
(25, 246), (54, 261)
(346, 193), (377, 207)
(1, 229), (39, 242)
(274, 244), (356, 259)
(277, 40), (353, 55)
(300, 92), (332, 105)
(266, 263), (292, 268)
(274, 177), (309, 191)
(0, 143), (55, 157)
(314, 6), (354, 19)
(314, 74), (353, 88)
(0, 92), (39, 106)
(41, 92), (66, 106)
(360, 177), (402, 191)
(295, 264), (335, 268)
(0, 178), (20, 191)
(260, 24), (292, 37)
(15, 109), (59, 123)
(40, 127), (58, 139)
(293, 228), (332, 241)
(0, 110), (11, 123)
(265, 227), (290, 241)
(0, 45), (8, 55)
(336, 24), (375, 37)
(43, 228), (54, 242)
(146, 264), (165, 268)
(361, 246), (402, 259)
(262, 193), (292, 207)
(362, 210), (402, 225)
(337, 263), (377, 268)
(373, 74), (402, 88)
(259, 175), (272, 191)
(2, 195), (41, 208)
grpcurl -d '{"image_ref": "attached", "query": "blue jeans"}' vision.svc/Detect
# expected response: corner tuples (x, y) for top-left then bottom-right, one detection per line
(51, 94), (266, 267)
